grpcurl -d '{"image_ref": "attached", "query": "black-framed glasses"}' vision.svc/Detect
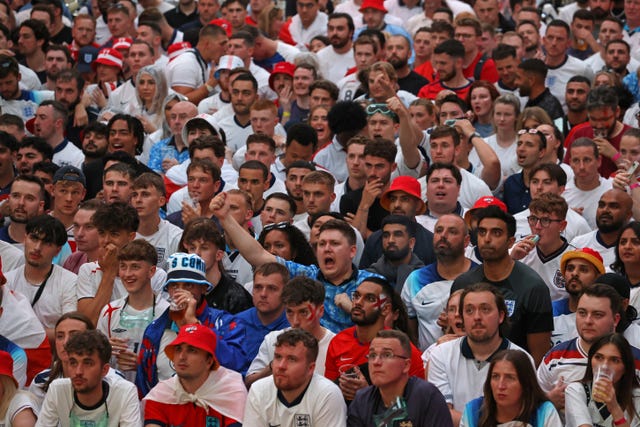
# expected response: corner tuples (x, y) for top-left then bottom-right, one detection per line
(517, 128), (542, 135)
(263, 221), (290, 232)
(366, 351), (410, 361)
(527, 215), (563, 227)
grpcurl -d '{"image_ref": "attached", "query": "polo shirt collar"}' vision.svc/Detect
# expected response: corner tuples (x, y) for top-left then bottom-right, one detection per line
(461, 336), (510, 362)
(52, 138), (69, 154)
(317, 263), (358, 287)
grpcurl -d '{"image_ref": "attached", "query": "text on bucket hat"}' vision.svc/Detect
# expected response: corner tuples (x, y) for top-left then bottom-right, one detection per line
(163, 252), (213, 293)
(379, 175), (426, 215)
(560, 247), (605, 275)
(164, 324), (217, 360)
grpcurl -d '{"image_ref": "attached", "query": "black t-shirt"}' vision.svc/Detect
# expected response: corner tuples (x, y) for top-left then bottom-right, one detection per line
(205, 274), (253, 314)
(398, 71), (430, 96)
(340, 189), (388, 233)
(51, 25), (72, 45)
(450, 261), (553, 351)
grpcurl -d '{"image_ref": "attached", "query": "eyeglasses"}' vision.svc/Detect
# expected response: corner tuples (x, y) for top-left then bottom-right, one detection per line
(365, 103), (399, 120)
(366, 351), (410, 361)
(263, 221), (290, 232)
(527, 215), (563, 227)
(517, 128), (542, 135)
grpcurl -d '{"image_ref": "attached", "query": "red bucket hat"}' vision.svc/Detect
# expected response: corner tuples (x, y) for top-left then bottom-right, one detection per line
(359, 0), (387, 13)
(91, 48), (123, 71)
(268, 61), (295, 90)
(164, 324), (217, 360)
(379, 175), (426, 215)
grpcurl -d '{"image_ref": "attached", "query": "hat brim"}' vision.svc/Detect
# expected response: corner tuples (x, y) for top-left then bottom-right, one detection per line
(91, 60), (122, 71)
(163, 276), (213, 293)
(164, 332), (216, 361)
(560, 252), (605, 276)
(379, 190), (426, 215)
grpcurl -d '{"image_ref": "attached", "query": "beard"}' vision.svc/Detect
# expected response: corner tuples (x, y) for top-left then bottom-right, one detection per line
(351, 307), (380, 326)
(383, 245), (411, 261)
(591, 7), (609, 19)
(388, 56), (408, 70)
(596, 215), (625, 233)
(331, 36), (349, 50)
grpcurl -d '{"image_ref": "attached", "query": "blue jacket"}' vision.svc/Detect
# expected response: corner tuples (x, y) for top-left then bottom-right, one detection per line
(136, 300), (247, 397)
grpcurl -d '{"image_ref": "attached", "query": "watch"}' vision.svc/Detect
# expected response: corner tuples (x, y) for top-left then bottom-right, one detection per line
(468, 132), (481, 143)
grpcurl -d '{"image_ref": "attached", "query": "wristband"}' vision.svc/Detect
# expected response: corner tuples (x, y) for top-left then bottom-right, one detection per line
(614, 417), (627, 425)
(612, 152), (622, 162)
(282, 111), (291, 118)
(205, 83), (215, 94)
(630, 182), (640, 190)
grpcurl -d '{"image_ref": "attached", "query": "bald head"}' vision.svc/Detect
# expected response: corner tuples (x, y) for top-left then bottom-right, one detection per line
(170, 101), (198, 138)
(596, 188), (632, 233)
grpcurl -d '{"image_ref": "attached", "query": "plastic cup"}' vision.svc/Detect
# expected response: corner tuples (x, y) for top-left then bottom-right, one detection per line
(168, 297), (186, 322)
(592, 364), (614, 402)
(339, 363), (359, 379)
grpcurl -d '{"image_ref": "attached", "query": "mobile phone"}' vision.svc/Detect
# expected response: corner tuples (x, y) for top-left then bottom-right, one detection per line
(627, 161), (639, 176)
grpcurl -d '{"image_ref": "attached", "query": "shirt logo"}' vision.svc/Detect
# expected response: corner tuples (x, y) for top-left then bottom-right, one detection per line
(505, 299), (516, 317)
(294, 414), (310, 426)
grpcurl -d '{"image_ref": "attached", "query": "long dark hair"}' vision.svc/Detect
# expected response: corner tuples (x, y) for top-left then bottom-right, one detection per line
(611, 222), (640, 277)
(258, 223), (317, 266)
(44, 312), (94, 391)
(582, 333), (640, 421)
(479, 350), (548, 427)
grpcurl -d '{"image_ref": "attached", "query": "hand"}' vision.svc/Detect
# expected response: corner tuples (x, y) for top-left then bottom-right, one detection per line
(593, 137), (617, 159)
(592, 377), (618, 409)
(573, 27), (595, 44)
(453, 118), (475, 140)
(277, 81), (293, 110)
(373, 72), (397, 100)
(206, 67), (218, 90)
(334, 293), (352, 313)
(437, 333), (462, 345)
(338, 367), (368, 400)
(115, 348), (138, 371)
(181, 199), (202, 225)
(171, 289), (199, 326)
(98, 243), (118, 275)
(436, 309), (448, 330)
(344, 212), (355, 225)
(162, 157), (179, 172)
(361, 177), (385, 208)
(613, 171), (631, 190)
(92, 86), (107, 109)
(209, 192), (229, 220)
(386, 96), (408, 118)
(74, 103), (88, 127)
(138, 115), (157, 134)
(548, 376), (567, 410)
(511, 235), (537, 260)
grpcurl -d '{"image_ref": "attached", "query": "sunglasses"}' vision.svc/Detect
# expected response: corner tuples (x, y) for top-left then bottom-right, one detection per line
(517, 128), (542, 135)
(263, 221), (290, 232)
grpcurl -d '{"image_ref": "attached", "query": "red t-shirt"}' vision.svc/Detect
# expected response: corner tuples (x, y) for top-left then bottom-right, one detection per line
(418, 79), (473, 101)
(324, 326), (426, 381)
(463, 52), (499, 83)
(144, 400), (240, 427)
(414, 61), (435, 82)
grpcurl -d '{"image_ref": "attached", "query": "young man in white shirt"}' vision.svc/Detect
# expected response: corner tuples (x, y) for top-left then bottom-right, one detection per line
(38, 330), (141, 426)
(97, 239), (169, 382)
(5, 215), (77, 340)
(131, 173), (182, 269)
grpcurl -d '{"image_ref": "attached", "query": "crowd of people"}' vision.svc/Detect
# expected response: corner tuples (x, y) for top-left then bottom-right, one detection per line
(2, 0), (640, 424)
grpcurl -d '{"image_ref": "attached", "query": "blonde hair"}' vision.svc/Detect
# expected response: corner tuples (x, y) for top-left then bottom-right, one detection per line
(0, 376), (17, 419)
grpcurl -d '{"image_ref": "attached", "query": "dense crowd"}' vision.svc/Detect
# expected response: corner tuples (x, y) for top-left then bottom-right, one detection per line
(2, 0), (640, 424)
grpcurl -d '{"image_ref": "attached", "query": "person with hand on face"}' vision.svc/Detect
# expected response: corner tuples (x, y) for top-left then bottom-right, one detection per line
(96, 240), (169, 382)
(137, 252), (248, 397)
(37, 330), (142, 427)
(244, 328), (346, 425)
(76, 202), (168, 326)
(278, 63), (315, 128)
(143, 323), (248, 427)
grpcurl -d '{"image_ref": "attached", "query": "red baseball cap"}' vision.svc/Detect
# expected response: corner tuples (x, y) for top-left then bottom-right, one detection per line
(209, 18), (232, 37)
(379, 176), (426, 215)
(268, 61), (295, 90)
(164, 324), (217, 360)
(463, 196), (507, 225)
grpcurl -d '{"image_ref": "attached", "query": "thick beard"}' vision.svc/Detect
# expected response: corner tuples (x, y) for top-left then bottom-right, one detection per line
(383, 245), (411, 261)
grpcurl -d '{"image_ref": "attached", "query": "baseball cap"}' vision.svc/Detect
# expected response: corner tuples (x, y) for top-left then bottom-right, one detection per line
(77, 45), (99, 73)
(112, 37), (133, 51)
(53, 165), (86, 187)
(167, 42), (192, 62)
(214, 55), (244, 79)
(164, 323), (217, 360)
(268, 61), (295, 91)
(560, 247), (605, 275)
(463, 196), (508, 225)
(359, 0), (387, 13)
(0, 351), (17, 387)
(379, 176), (426, 215)
(209, 18), (232, 37)
(595, 273), (631, 299)
(163, 253), (213, 292)
(92, 48), (124, 71)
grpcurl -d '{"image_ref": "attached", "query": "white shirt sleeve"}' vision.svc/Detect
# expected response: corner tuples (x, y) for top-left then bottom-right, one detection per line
(564, 382), (592, 427)
(426, 342), (453, 404)
(76, 263), (98, 300)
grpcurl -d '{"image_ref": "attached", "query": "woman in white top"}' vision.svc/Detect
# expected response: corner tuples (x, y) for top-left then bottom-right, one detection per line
(0, 350), (37, 427)
(566, 333), (640, 427)
(130, 65), (168, 135)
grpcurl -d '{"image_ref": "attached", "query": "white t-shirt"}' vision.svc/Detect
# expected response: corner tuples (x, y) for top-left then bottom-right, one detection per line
(197, 92), (230, 115)
(106, 80), (138, 114)
(473, 134), (520, 180)
(167, 49), (207, 89)
(562, 176), (613, 228)
(52, 140), (85, 169)
(249, 61), (277, 101)
(546, 56), (595, 111)
(316, 46), (356, 83)
(247, 327), (335, 376)
(428, 336), (533, 412)
(5, 265), (78, 329)
(516, 243), (574, 302)
(0, 286), (48, 351)
(36, 378), (141, 427)
(76, 261), (167, 302)
(0, 241), (24, 272)
(212, 112), (254, 154)
(570, 230), (616, 269)
(275, 41), (302, 63)
(223, 252), (253, 288)
(136, 219), (183, 269)
(3, 391), (38, 427)
(584, 51), (640, 75)
(565, 383), (640, 427)
(337, 73), (361, 102)
(244, 374), (347, 425)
